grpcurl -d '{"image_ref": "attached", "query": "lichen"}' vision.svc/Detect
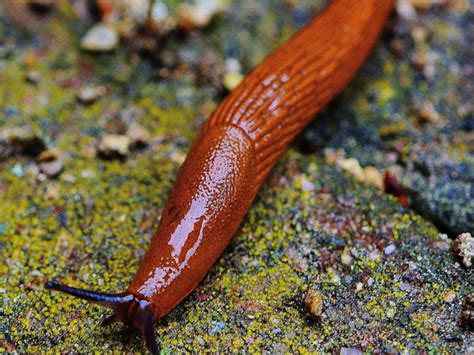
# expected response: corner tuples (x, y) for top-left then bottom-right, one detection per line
(1, 0), (472, 353)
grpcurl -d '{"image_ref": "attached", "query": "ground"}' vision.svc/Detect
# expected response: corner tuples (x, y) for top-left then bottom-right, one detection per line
(0, 0), (472, 352)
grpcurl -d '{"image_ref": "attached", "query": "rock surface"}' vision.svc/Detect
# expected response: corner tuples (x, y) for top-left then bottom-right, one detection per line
(0, 0), (472, 353)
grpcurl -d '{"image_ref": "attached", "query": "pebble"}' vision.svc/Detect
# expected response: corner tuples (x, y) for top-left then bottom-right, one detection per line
(336, 158), (365, 182)
(386, 307), (396, 318)
(11, 163), (24, 178)
(416, 102), (442, 125)
(411, 51), (428, 71)
(396, 0), (417, 20)
(443, 290), (456, 303)
(209, 321), (226, 334)
(152, 1), (169, 24)
(1, 128), (46, 156)
(368, 249), (381, 261)
(223, 72), (244, 91)
(341, 247), (353, 266)
(77, 85), (106, 105)
(98, 134), (131, 159)
(410, 0), (431, 11)
(340, 348), (363, 355)
(177, 0), (227, 30)
(324, 148), (345, 164)
(453, 232), (473, 267)
(126, 123), (150, 148)
(37, 149), (64, 177)
(363, 166), (383, 190)
(305, 290), (323, 318)
(81, 23), (119, 52)
(225, 58), (241, 74)
(124, 0), (149, 25)
(25, 70), (41, 84)
(367, 277), (375, 287)
(384, 244), (397, 255)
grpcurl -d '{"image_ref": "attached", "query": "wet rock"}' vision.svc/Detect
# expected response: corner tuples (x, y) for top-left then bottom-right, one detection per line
(81, 23), (119, 52)
(98, 134), (130, 159)
(25, 70), (41, 84)
(453, 232), (473, 267)
(305, 290), (323, 318)
(37, 150), (64, 178)
(77, 85), (106, 105)
(460, 295), (473, 330)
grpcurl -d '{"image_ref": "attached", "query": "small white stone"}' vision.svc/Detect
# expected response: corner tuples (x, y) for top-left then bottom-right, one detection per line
(225, 58), (241, 74)
(98, 134), (131, 158)
(367, 277), (374, 287)
(384, 244), (397, 255)
(454, 232), (473, 267)
(81, 23), (119, 52)
(77, 85), (106, 104)
(396, 0), (417, 20)
(152, 1), (169, 23)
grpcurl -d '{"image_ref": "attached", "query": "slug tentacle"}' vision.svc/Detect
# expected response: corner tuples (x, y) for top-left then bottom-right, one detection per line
(45, 281), (159, 353)
(44, 281), (133, 309)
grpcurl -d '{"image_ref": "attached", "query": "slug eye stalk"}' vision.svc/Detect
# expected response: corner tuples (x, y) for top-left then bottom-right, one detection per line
(45, 281), (159, 354)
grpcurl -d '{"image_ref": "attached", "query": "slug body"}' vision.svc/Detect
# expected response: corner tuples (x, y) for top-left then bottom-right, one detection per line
(46, 0), (393, 352)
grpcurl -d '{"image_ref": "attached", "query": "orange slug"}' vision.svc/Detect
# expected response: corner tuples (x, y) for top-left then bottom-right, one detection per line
(46, 0), (393, 352)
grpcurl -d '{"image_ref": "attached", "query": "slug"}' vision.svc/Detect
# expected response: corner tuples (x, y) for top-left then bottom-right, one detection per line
(46, 0), (393, 352)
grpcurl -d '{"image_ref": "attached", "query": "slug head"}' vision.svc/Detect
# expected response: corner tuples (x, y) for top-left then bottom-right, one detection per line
(45, 281), (159, 354)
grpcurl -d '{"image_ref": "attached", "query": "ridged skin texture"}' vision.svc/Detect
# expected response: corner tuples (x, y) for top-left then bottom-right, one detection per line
(128, 0), (393, 319)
